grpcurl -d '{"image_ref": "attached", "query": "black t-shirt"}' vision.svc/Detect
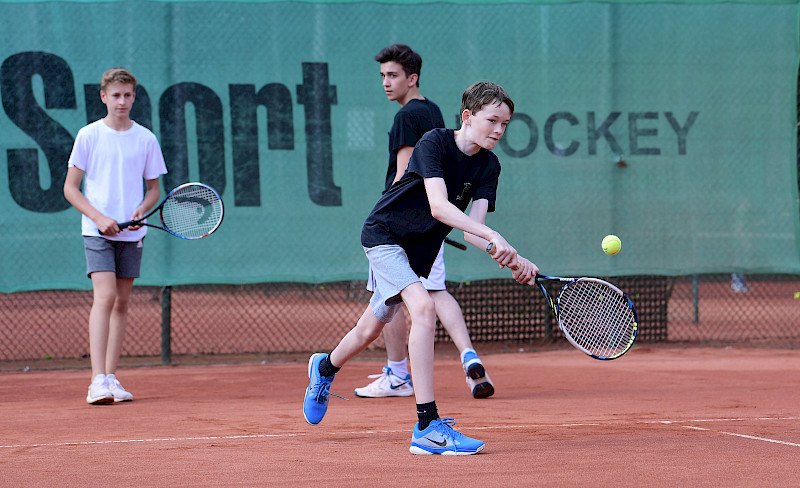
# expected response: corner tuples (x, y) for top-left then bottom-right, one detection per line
(362, 128), (500, 278)
(385, 98), (445, 192)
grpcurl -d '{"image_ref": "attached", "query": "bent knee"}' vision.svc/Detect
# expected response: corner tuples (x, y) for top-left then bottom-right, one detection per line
(355, 316), (384, 343)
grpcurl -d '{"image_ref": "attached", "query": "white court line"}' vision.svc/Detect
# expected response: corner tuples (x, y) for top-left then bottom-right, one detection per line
(650, 417), (800, 425)
(471, 423), (602, 429)
(2, 417), (797, 450)
(682, 425), (800, 448)
(650, 417), (800, 447)
(0, 433), (306, 449)
(0, 423), (602, 449)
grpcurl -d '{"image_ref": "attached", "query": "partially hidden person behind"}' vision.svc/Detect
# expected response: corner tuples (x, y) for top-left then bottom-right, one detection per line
(355, 43), (494, 401)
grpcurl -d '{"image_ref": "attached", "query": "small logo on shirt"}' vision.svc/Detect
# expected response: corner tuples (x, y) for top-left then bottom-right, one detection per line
(456, 183), (472, 201)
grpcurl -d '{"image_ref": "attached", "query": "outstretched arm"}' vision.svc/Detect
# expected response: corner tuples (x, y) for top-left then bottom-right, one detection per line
(463, 198), (538, 285)
(424, 177), (537, 284)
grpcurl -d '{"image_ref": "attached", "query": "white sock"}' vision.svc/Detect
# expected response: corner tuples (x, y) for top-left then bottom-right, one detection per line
(387, 358), (409, 378)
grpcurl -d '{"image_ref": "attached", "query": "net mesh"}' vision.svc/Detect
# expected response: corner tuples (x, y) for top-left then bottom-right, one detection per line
(556, 278), (637, 359)
(160, 184), (223, 239)
(3, 274), (800, 371)
(0, 1), (797, 292)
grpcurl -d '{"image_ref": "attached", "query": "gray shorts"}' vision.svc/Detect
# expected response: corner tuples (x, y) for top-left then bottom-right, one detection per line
(365, 245), (420, 323)
(366, 243), (446, 292)
(83, 236), (144, 279)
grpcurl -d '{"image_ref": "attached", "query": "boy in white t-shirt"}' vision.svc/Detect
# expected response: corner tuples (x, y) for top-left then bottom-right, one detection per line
(63, 67), (168, 405)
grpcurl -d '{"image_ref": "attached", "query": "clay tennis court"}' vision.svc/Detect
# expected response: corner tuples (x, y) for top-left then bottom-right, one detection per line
(2, 346), (798, 487)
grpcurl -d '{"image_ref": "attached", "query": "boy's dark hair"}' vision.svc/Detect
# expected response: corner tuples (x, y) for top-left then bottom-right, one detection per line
(375, 44), (422, 87)
(460, 82), (514, 116)
(101, 67), (137, 92)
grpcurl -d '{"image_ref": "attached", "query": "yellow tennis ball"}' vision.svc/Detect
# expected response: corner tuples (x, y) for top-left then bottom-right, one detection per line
(602, 235), (621, 255)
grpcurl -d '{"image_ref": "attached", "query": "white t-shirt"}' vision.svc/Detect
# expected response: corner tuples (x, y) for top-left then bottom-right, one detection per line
(68, 120), (168, 241)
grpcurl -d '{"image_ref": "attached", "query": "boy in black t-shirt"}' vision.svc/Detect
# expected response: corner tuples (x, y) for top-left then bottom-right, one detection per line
(303, 82), (538, 455)
(356, 43), (495, 401)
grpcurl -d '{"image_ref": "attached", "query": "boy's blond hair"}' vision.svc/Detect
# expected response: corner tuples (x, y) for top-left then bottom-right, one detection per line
(460, 82), (514, 116)
(100, 67), (137, 92)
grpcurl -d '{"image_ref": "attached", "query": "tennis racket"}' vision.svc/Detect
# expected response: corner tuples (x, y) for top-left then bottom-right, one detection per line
(118, 182), (224, 239)
(444, 237), (467, 251)
(486, 243), (638, 360)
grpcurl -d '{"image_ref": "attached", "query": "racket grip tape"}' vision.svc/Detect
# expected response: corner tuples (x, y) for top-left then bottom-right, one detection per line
(485, 243), (520, 270)
(117, 220), (140, 230)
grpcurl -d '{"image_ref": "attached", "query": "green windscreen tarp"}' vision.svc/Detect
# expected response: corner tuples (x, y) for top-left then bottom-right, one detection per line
(1, 0), (798, 291)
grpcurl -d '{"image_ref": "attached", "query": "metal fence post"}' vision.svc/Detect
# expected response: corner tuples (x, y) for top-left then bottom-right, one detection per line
(161, 285), (172, 365)
(693, 275), (699, 323)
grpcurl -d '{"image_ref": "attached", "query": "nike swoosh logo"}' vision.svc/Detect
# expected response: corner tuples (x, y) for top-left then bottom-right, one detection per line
(390, 380), (410, 390)
(424, 437), (448, 447)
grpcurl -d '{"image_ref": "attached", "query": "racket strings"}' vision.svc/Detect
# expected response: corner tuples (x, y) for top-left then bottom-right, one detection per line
(161, 185), (223, 238)
(557, 280), (636, 358)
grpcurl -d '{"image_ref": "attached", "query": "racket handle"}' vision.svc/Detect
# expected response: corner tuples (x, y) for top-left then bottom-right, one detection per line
(444, 237), (467, 251)
(485, 243), (520, 270)
(117, 220), (139, 230)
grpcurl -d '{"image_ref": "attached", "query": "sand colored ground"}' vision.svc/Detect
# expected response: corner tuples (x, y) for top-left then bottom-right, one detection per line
(1, 347), (799, 487)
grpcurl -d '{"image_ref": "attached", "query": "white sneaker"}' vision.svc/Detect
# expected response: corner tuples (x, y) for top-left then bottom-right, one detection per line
(462, 350), (494, 399)
(354, 366), (413, 397)
(86, 374), (114, 405)
(107, 374), (133, 402)
(465, 371), (495, 399)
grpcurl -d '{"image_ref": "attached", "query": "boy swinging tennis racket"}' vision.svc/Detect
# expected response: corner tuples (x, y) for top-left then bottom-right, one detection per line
(356, 43), (495, 400)
(302, 82), (537, 455)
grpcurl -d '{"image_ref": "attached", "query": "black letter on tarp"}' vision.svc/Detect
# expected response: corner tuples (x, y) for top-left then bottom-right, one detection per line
(544, 112), (580, 157)
(665, 111), (699, 155)
(83, 84), (153, 129)
(296, 63), (341, 206)
(629, 112), (660, 155)
(499, 113), (538, 158)
(159, 83), (225, 194)
(230, 83), (294, 206)
(587, 112), (623, 155)
(1, 52), (75, 212)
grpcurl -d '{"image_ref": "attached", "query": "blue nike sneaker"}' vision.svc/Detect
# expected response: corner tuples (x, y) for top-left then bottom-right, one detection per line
(303, 353), (335, 425)
(410, 418), (485, 455)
